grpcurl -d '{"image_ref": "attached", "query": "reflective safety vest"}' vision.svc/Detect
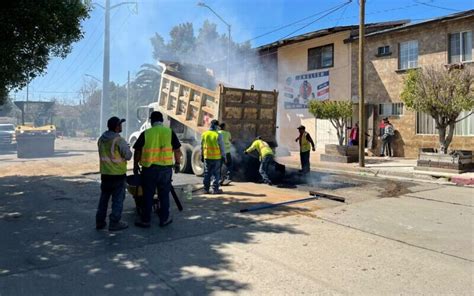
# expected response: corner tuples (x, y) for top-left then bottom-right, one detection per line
(245, 139), (273, 160)
(99, 136), (127, 175)
(300, 132), (311, 153)
(140, 125), (173, 167)
(218, 130), (231, 154)
(202, 130), (221, 160)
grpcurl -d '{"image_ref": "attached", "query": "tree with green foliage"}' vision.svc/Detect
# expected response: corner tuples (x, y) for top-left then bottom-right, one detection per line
(309, 100), (353, 146)
(150, 20), (253, 77)
(0, 0), (90, 105)
(401, 67), (474, 154)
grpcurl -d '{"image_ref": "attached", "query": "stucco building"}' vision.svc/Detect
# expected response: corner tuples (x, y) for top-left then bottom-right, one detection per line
(347, 10), (474, 157)
(254, 10), (473, 157)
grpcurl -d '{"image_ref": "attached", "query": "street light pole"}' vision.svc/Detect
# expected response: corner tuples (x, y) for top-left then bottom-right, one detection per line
(197, 2), (231, 83)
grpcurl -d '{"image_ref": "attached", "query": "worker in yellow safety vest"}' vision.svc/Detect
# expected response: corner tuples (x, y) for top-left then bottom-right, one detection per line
(201, 119), (226, 194)
(295, 125), (315, 174)
(218, 122), (232, 184)
(245, 136), (274, 185)
(96, 116), (132, 231)
(133, 111), (182, 228)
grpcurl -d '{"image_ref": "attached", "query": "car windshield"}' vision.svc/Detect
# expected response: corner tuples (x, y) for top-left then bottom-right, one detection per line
(0, 125), (15, 131)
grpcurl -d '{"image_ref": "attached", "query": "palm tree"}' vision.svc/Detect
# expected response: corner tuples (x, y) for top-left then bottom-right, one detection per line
(133, 63), (162, 105)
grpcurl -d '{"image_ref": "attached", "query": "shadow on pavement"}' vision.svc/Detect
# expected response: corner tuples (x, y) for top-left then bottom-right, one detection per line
(0, 174), (305, 294)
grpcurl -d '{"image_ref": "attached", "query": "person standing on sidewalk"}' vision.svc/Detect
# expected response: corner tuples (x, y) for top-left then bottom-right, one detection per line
(201, 119), (226, 194)
(245, 136), (274, 185)
(96, 116), (132, 231)
(295, 125), (315, 174)
(381, 118), (395, 157)
(133, 111), (182, 228)
(218, 122), (233, 184)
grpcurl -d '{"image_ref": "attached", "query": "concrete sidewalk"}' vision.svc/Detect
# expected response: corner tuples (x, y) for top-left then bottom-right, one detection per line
(277, 151), (474, 185)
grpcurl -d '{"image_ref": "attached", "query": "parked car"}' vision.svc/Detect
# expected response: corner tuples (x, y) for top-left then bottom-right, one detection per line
(0, 123), (17, 150)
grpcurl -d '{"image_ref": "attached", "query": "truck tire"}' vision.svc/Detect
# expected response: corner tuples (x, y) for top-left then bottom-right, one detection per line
(179, 143), (193, 173)
(191, 145), (204, 176)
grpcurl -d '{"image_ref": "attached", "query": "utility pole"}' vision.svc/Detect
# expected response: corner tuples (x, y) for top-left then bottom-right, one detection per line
(126, 70), (130, 140)
(96, 0), (137, 133)
(358, 0), (365, 167)
(100, 0), (110, 133)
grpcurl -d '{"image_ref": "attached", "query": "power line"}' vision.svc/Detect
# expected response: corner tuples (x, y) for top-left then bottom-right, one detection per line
(246, 1), (353, 43)
(413, 0), (461, 12)
(279, 1), (353, 40)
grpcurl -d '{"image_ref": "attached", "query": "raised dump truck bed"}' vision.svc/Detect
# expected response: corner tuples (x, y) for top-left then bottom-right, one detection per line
(129, 61), (283, 180)
(157, 64), (278, 146)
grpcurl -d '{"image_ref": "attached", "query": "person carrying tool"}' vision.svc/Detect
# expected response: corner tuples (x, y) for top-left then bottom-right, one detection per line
(201, 119), (225, 194)
(218, 122), (232, 184)
(245, 136), (274, 185)
(295, 125), (315, 174)
(96, 116), (132, 231)
(133, 111), (182, 228)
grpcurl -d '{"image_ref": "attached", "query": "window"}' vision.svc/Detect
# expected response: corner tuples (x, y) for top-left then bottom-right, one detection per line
(449, 31), (472, 63)
(399, 40), (418, 70)
(379, 103), (404, 116)
(416, 111), (474, 136)
(377, 45), (391, 56)
(308, 44), (334, 70)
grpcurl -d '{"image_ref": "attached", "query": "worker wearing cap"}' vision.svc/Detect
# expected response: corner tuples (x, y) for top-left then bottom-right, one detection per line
(96, 116), (132, 231)
(245, 136), (274, 185)
(201, 119), (226, 194)
(295, 125), (315, 174)
(218, 122), (232, 184)
(133, 111), (182, 228)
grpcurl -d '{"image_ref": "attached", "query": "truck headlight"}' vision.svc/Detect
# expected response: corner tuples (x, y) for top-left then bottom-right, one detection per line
(47, 130), (51, 133)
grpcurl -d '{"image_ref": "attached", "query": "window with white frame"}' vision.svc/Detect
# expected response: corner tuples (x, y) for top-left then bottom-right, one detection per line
(449, 31), (472, 63)
(416, 111), (474, 136)
(379, 103), (404, 116)
(399, 40), (418, 70)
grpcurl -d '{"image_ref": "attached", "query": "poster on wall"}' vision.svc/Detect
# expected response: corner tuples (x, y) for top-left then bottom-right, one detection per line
(281, 70), (330, 109)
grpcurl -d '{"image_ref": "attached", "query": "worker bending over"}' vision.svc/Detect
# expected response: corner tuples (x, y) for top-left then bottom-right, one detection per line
(245, 136), (274, 186)
(133, 111), (182, 228)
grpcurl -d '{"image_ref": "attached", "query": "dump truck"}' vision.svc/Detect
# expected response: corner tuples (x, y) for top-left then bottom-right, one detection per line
(129, 61), (282, 180)
(14, 101), (56, 158)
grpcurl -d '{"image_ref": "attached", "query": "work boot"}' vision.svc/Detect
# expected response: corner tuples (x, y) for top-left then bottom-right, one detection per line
(108, 221), (128, 231)
(134, 220), (151, 228)
(203, 188), (211, 194)
(96, 221), (107, 230)
(211, 189), (223, 194)
(159, 216), (173, 227)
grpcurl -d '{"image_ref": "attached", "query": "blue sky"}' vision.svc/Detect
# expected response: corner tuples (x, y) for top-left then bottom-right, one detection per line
(13, 0), (473, 103)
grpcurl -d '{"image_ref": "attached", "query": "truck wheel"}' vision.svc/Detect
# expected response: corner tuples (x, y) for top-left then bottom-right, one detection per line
(191, 145), (204, 176)
(179, 143), (193, 173)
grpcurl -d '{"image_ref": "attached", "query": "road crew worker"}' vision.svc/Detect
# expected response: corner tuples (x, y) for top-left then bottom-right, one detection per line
(218, 122), (232, 184)
(245, 136), (274, 186)
(201, 119), (225, 194)
(295, 125), (315, 174)
(96, 116), (132, 231)
(133, 111), (182, 228)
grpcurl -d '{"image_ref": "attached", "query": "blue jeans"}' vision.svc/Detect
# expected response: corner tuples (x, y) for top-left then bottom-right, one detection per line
(141, 165), (172, 224)
(220, 153), (233, 181)
(259, 155), (273, 184)
(204, 159), (221, 191)
(96, 175), (126, 224)
(300, 151), (310, 173)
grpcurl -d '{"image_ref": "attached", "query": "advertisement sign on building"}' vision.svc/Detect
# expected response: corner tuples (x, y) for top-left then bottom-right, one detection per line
(282, 70), (330, 109)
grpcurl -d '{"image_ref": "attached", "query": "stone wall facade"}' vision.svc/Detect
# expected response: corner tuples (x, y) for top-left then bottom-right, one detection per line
(350, 15), (474, 158)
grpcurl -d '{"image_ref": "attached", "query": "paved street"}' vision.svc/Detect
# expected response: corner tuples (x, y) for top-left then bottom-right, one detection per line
(0, 138), (473, 295)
